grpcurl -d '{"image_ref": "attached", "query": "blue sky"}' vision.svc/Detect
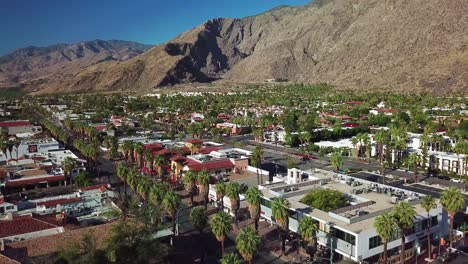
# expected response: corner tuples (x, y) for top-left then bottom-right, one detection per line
(0, 0), (310, 55)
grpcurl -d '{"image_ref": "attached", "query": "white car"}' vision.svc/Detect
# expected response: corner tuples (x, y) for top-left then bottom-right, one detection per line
(450, 178), (464, 183)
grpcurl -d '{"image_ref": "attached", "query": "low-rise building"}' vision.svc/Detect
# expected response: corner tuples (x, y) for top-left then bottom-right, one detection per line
(257, 168), (448, 263)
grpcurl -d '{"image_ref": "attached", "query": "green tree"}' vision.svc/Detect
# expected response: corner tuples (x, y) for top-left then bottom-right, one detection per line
(236, 227), (261, 264)
(392, 202), (416, 264)
(441, 187), (465, 248)
(184, 171), (197, 205)
(215, 182), (226, 210)
(220, 253), (242, 264)
(421, 195), (437, 258)
(211, 211), (232, 255)
(374, 212), (397, 264)
(198, 171), (211, 209)
(330, 151), (343, 172)
(301, 189), (347, 212)
(63, 157), (76, 185)
(375, 129), (390, 182)
(226, 182), (241, 227)
(251, 145), (264, 185)
(298, 217), (318, 257)
(75, 171), (93, 187)
(245, 187), (263, 230)
(407, 153), (421, 183)
(163, 190), (181, 234)
(272, 197), (291, 254)
(190, 206), (208, 234)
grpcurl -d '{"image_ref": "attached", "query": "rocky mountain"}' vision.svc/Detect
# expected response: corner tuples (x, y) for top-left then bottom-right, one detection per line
(0, 40), (151, 90)
(2, 0), (467, 94)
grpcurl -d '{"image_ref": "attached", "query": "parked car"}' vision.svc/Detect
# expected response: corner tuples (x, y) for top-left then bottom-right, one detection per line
(437, 176), (451, 181)
(450, 178), (464, 183)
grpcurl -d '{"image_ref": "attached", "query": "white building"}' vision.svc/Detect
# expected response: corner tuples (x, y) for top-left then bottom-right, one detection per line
(0, 138), (60, 162)
(258, 169), (448, 263)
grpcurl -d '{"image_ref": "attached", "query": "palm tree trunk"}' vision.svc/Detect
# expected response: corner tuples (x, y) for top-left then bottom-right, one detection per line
(449, 213), (454, 248)
(172, 215), (176, 234)
(255, 219), (259, 231)
(383, 240), (388, 264)
(400, 233), (406, 264)
(221, 240), (225, 256)
(427, 223), (431, 260)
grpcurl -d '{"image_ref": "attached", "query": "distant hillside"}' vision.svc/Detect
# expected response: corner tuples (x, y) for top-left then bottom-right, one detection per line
(0, 40), (152, 91)
(2, 0), (467, 94)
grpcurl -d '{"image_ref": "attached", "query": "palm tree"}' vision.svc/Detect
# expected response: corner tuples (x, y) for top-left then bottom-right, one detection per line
(374, 212), (397, 264)
(245, 187), (263, 230)
(272, 197), (291, 254)
(392, 202), (416, 264)
(121, 140), (133, 163)
(251, 145), (264, 185)
(198, 171), (210, 209)
(226, 182), (241, 227)
(220, 253), (242, 264)
(184, 171), (198, 205)
(190, 206), (208, 234)
(62, 157), (75, 185)
(134, 142), (145, 168)
(149, 183), (167, 207)
(441, 187), (465, 249)
(375, 130), (390, 182)
(116, 163), (129, 197)
(154, 155), (166, 179)
(407, 153), (421, 183)
(298, 217), (318, 257)
(163, 190), (180, 234)
(351, 136), (360, 159)
(215, 182), (226, 210)
(330, 151), (343, 173)
(144, 149), (154, 175)
(236, 227), (261, 264)
(211, 211), (232, 255)
(137, 177), (152, 200)
(421, 195), (437, 258)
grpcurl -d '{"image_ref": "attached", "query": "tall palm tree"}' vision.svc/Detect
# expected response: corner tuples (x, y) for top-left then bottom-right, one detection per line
(375, 130), (390, 182)
(190, 206), (208, 234)
(226, 182), (240, 227)
(374, 212), (397, 264)
(116, 163), (129, 197)
(121, 140), (133, 162)
(245, 187), (263, 230)
(63, 157), (75, 185)
(441, 187), (465, 249)
(154, 155), (167, 179)
(392, 202), (416, 264)
(163, 190), (180, 234)
(421, 195), (437, 258)
(137, 177), (152, 200)
(407, 153), (421, 183)
(272, 197), (291, 254)
(236, 227), (261, 264)
(251, 145), (264, 185)
(198, 171), (210, 209)
(184, 171), (197, 205)
(211, 211), (232, 255)
(149, 183), (167, 207)
(144, 149), (155, 175)
(215, 182), (226, 210)
(220, 253), (242, 264)
(351, 136), (360, 159)
(134, 142), (145, 168)
(298, 217), (318, 257)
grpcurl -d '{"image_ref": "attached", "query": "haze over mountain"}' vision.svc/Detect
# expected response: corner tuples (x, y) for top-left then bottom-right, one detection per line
(1, 0), (467, 94)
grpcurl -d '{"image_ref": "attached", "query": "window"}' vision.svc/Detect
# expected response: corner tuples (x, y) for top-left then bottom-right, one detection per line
(260, 197), (272, 208)
(369, 236), (382, 249)
(335, 229), (356, 245)
(6, 206), (14, 210)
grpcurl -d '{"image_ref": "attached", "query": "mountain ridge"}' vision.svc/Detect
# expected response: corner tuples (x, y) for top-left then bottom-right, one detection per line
(1, 0), (467, 94)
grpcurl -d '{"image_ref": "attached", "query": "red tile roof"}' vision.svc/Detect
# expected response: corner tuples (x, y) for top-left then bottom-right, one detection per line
(199, 147), (221, 154)
(5, 175), (65, 188)
(187, 138), (203, 144)
(0, 121), (31, 127)
(187, 159), (234, 172)
(79, 184), (108, 192)
(0, 254), (20, 264)
(144, 143), (163, 150)
(170, 155), (186, 162)
(0, 196), (4, 204)
(36, 197), (81, 207)
(0, 215), (58, 239)
(377, 108), (397, 113)
(343, 122), (361, 128)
